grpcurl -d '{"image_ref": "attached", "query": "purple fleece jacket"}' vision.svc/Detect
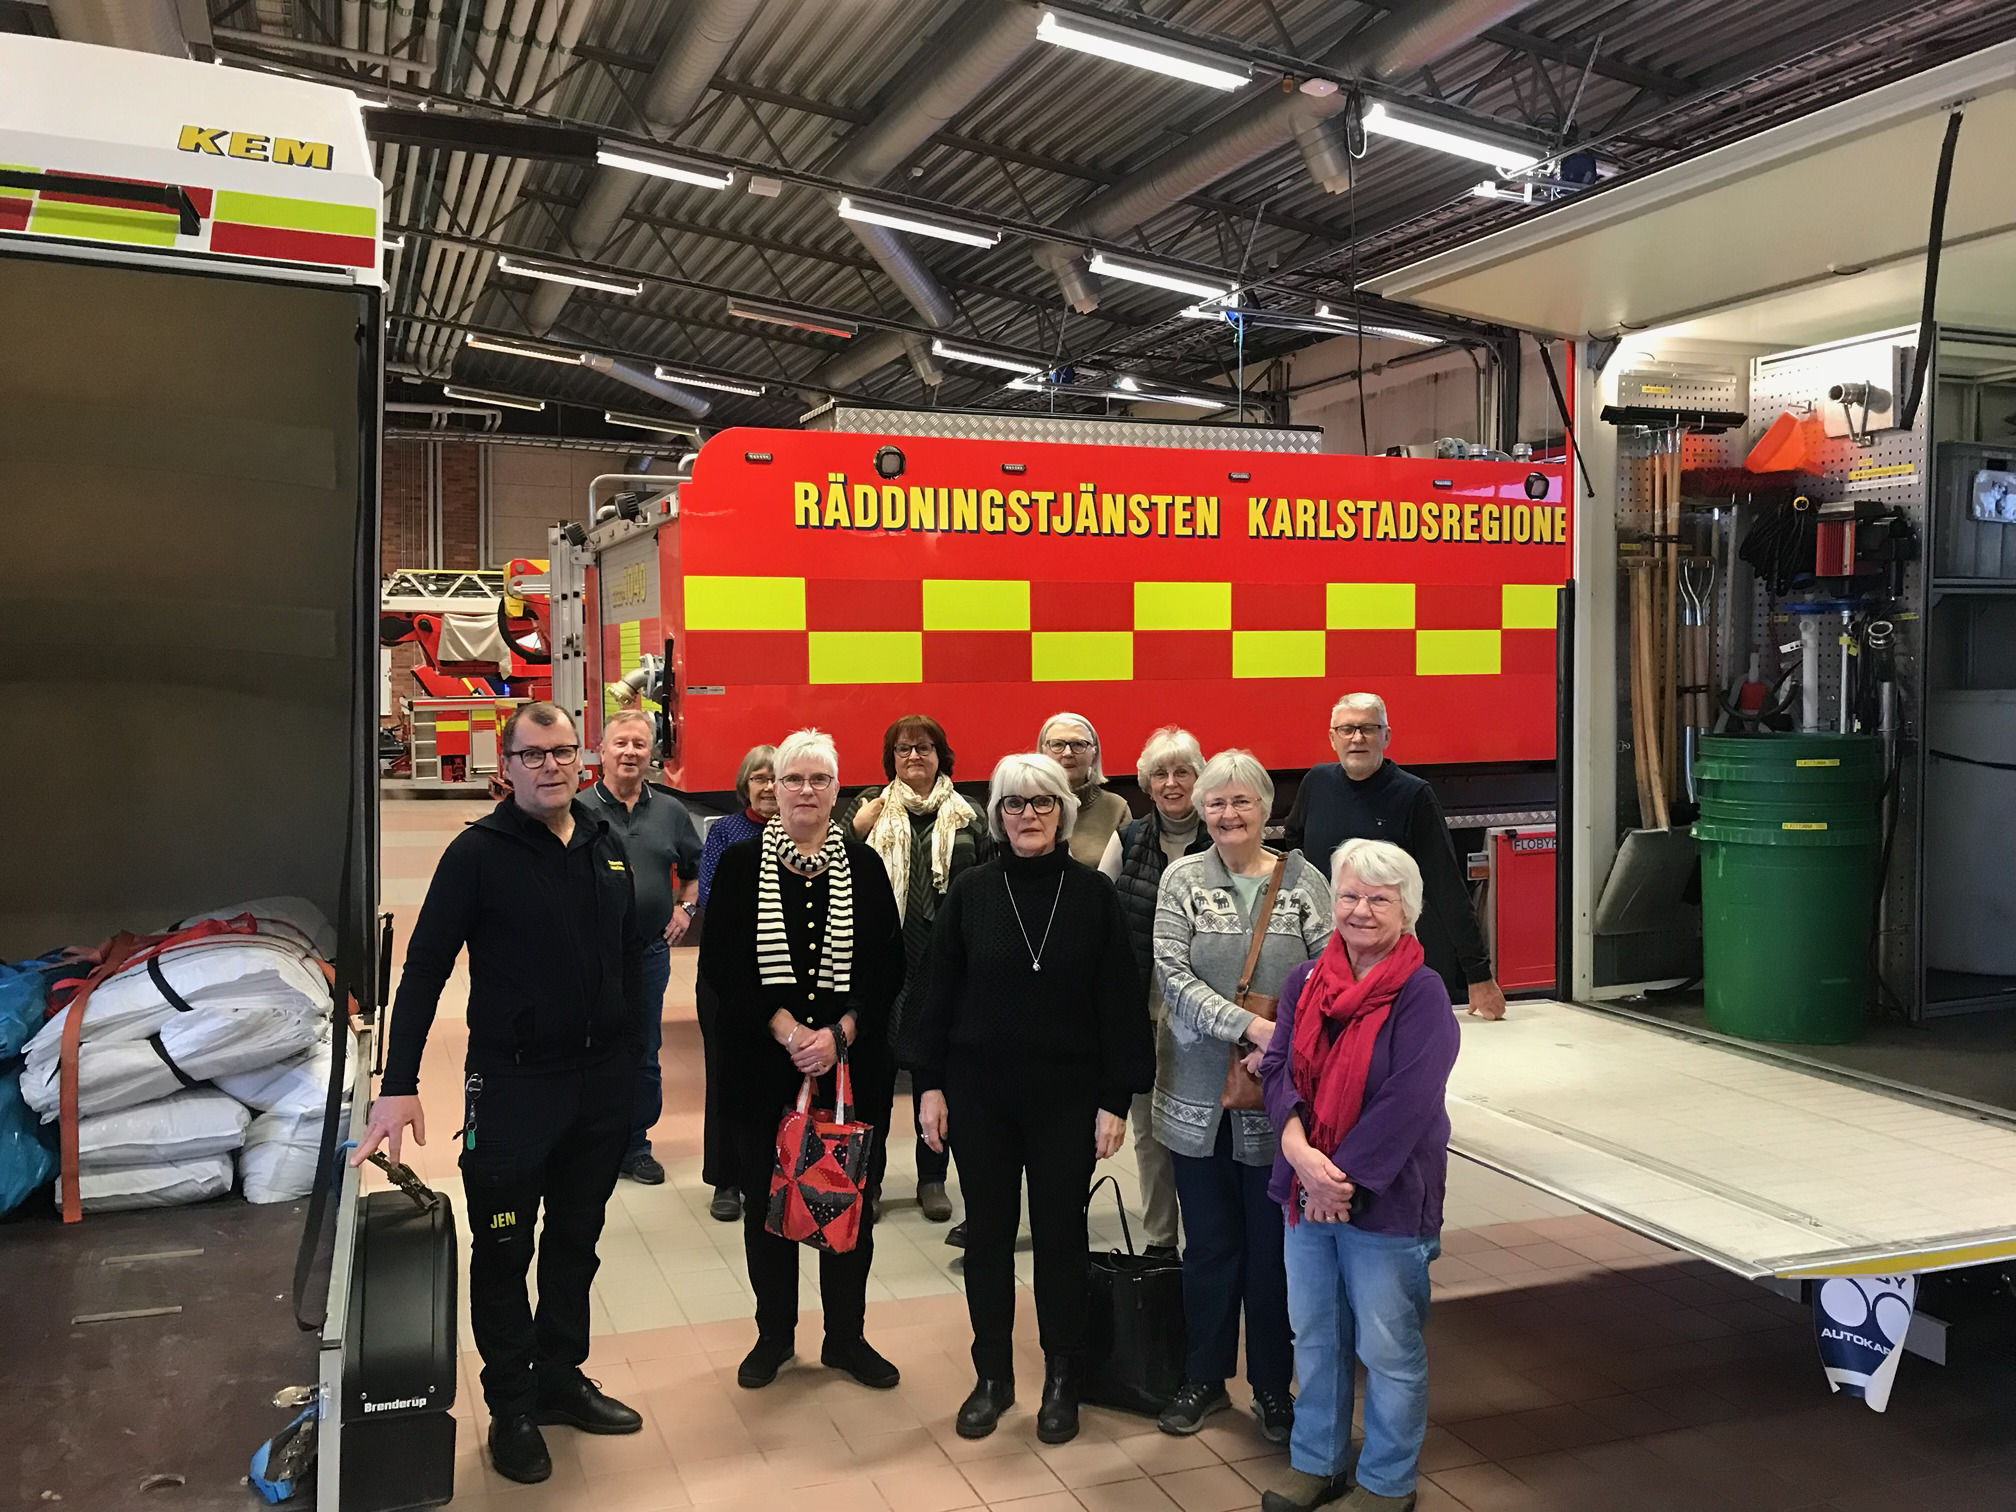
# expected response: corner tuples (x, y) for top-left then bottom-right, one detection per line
(1258, 954), (1460, 1238)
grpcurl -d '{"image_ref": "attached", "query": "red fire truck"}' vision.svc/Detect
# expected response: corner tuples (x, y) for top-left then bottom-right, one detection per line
(551, 413), (1571, 792)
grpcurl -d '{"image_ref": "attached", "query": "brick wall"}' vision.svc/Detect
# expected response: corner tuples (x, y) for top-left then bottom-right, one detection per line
(380, 439), (482, 572)
(440, 444), (480, 569)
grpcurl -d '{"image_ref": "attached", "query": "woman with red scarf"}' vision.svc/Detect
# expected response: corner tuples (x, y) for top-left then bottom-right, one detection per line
(1256, 839), (1460, 1512)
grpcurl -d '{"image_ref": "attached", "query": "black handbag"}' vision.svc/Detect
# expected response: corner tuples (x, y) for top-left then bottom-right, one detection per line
(1080, 1174), (1187, 1417)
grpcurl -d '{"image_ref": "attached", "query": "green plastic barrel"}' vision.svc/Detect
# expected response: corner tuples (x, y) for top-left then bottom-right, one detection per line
(1691, 733), (1881, 1044)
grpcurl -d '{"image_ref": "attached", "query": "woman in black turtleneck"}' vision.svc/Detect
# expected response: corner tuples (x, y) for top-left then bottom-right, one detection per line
(910, 751), (1153, 1447)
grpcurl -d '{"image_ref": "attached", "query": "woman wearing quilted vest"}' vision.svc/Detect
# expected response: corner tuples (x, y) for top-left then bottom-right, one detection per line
(840, 714), (987, 1226)
(1152, 750), (1332, 1447)
(1097, 725), (1211, 1258)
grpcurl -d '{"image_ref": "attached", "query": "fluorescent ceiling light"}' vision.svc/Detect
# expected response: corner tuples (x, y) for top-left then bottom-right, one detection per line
(1036, 8), (1249, 91)
(463, 333), (583, 366)
(1114, 375), (1228, 410)
(726, 297), (857, 339)
(1087, 252), (1232, 302)
(1471, 179), (1538, 204)
(837, 196), (1001, 248)
(497, 255), (642, 297)
(1362, 102), (1542, 174)
(605, 410), (691, 433)
(653, 365), (766, 396)
(1313, 307), (1443, 345)
(1179, 292), (1240, 321)
(931, 339), (1043, 374)
(595, 146), (734, 190)
(443, 385), (545, 411)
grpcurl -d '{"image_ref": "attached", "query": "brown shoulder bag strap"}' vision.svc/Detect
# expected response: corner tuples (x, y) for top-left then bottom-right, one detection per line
(1233, 853), (1289, 1003)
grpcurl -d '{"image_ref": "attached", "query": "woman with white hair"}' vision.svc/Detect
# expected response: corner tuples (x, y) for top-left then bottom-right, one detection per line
(1096, 725), (1211, 1258)
(911, 752), (1152, 1446)
(698, 729), (906, 1395)
(1256, 839), (1460, 1512)
(1039, 711), (1133, 866)
(1152, 750), (1330, 1445)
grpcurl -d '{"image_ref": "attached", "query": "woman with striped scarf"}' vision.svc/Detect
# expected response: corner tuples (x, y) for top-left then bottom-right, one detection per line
(698, 728), (906, 1394)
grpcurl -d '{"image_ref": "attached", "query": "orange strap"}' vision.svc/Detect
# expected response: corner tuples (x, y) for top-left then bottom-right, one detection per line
(52, 915), (263, 1225)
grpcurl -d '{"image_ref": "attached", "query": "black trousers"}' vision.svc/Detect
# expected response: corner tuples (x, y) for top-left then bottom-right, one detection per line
(458, 1053), (631, 1416)
(948, 1059), (1098, 1382)
(695, 974), (736, 1190)
(733, 1106), (888, 1345)
(1169, 1117), (1294, 1394)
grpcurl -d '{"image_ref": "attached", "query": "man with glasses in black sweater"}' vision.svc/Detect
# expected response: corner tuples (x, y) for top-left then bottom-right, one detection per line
(355, 701), (648, 1486)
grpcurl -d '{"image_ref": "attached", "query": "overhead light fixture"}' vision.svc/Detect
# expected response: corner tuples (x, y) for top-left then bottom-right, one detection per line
(726, 297), (857, 339)
(1471, 179), (1539, 204)
(653, 365), (766, 396)
(605, 410), (691, 433)
(1036, 8), (1249, 91)
(1087, 252), (1232, 302)
(837, 196), (1001, 248)
(1313, 307), (1443, 345)
(930, 339), (1044, 375)
(595, 145), (734, 190)
(383, 235), (405, 252)
(1114, 375), (1229, 410)
(463, 333), (584, 366)
(496, 255), (642, 297)
(1362, 102), (1542, 174)
(443, 385), (546, 411)
(1179, 292), (1240, 321)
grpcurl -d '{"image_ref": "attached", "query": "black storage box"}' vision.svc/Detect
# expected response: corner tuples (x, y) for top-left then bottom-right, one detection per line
(341, 1188), (459, 1511)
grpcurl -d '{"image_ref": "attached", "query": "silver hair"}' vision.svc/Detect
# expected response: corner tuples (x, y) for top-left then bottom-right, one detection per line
(734, 743), (778, 806)
(1331, 838), (1424, 930)
(602, 708), (654, 743)
(1038, 710), (1104, 785)
(774, 727), (839, 779)
(986, 752), (1080, 842)
(1330, 691), (1389, 728)
(1195, 748), (1275, 816)
(1136, 726), (1205, 788)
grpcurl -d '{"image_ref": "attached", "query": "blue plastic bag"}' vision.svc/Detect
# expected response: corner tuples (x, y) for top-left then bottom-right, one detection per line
(0, 950), (67, 1060)
(0, 1054), (55, 1218)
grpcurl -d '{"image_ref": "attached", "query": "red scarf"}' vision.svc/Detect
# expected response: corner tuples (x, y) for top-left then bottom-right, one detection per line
(1287, 929), (1424, 1223)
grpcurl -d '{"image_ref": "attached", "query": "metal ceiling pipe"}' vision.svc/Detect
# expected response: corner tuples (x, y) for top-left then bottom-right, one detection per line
(808, 331), (909, 394)
(47, 0), (188, 55)
(813, 1), (1039, 390)
(579, 354), (715, 418)
(901, 334), (945, 390)
(1037, 0), (1539, 311)
(529, 0), (763, 334)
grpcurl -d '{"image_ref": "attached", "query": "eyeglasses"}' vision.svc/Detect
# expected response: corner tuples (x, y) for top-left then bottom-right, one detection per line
(1337, 891), (1400, 914)
(747, 773), (776, 787)
(1000, 794), (1060, 815)
(1148, 767), (1195, 784)
(778, 773), (834, 793)
(1042, 738), (1094, 755)
(1331, 722), (1387, 738)
(893, 742), (937, 758)
(509, 744), (580, 769)
(1202, 795), (1258, 815)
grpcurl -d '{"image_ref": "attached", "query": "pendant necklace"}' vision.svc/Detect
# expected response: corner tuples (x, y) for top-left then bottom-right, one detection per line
(1005, 871), (1065, 973)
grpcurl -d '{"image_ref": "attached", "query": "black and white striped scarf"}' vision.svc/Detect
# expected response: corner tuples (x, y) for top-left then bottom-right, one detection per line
(756, 818), (853, 995)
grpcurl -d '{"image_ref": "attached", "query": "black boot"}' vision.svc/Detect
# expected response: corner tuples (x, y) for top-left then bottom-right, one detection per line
(737, 1334), (795, 1389)
(955, 1377), (1015, 1439)
(487, 1414), (552, 1484)
(822, 1335), (900, 1390)
(1037, 1356), (1080, 1445)
(535, 1371), (643, 1434)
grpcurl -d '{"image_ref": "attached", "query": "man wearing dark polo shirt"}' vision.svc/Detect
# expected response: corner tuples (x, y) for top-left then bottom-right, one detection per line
(579, 709), (703, 1185)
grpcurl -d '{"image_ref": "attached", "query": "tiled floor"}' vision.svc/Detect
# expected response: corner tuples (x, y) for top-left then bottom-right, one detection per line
(381, 800), (2016, 1511)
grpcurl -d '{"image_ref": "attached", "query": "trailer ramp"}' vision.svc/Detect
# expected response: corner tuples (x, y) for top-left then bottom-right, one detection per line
(1449, 1003), (2016, 1279)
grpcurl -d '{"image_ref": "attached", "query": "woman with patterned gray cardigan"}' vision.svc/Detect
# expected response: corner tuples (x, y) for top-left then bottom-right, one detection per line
(1152, 749), (1332, 1445)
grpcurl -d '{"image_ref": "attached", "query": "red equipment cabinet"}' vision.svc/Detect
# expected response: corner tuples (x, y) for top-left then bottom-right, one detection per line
(1486, 825), (1558, 992)
(555, 425), (1572, 791)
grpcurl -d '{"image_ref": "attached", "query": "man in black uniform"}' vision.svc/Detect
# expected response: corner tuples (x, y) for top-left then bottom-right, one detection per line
(354, 702), (646, 1485)
(578, 708), (703, 1186)
(1283, 691), (1509, 1020)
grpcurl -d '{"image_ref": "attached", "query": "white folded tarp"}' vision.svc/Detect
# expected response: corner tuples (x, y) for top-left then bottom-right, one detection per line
(215, 1024), (338, 1113)
(241, 1104), (344, 1204)
(177, 896), (337, 960)
(69, 1154), (234, 1213)
(77, 1087), (250, 1168)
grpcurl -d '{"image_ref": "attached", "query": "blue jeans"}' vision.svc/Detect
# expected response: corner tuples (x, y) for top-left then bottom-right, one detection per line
(628, 940), (671, 1159)
(1282, 1217), (1436, 1497)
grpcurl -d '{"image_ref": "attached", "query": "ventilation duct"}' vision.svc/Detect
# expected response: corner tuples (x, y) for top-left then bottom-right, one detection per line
(1038, 0), (1538, 311)
(529, 0), (762, 335)
(579, 354), (714, 418)
(47, 0), (189, 55)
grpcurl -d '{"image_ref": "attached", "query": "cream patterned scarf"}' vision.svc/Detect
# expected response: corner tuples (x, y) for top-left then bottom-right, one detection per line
(866, 775), (976, 923)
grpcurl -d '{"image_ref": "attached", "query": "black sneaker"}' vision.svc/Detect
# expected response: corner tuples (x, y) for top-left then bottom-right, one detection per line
(709, 1185), (742, 1222)
(1250, 1388), (1294, 1444)
(620, 1151), (665, 1185)
(945, 1220), (968, 1249)
(487, 1413), (551, 1484)
(821, 1336), (900, 1389)
(535, 1373), (643, 1434)
(1158, 1381), (1231, 1436)
(737, 1334), (794, 1389)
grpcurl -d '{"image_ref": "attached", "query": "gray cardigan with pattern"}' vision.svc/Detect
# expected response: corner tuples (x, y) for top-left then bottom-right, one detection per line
(1151, 847), (1332, 1164)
